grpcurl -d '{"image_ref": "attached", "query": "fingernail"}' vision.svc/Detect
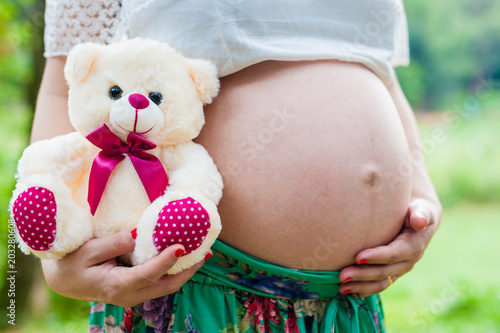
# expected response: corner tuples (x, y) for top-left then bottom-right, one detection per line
(130, 228), (137, 240)
(341, 289), (351, 295)
(204, 252), (213, 261)
(342, 277), (352, 284)
(175, 249), (185, 257)
(358, 258), (367, 265)
(415, 212), (427, 226)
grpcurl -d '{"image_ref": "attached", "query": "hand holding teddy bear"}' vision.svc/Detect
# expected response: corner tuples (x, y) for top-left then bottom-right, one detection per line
(10, 39), (223, 274)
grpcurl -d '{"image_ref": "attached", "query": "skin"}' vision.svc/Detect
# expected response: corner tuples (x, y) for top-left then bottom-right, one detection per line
(37, 56), (441, 305)
(338, 75), (442, 297)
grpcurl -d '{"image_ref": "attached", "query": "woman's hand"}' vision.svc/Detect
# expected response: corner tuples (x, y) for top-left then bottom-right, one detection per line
(338, 198), (441, 297)
(41, 230), (209, 308)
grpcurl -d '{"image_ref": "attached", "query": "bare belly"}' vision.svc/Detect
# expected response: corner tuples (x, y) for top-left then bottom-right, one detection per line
(195, 60), (412, 270)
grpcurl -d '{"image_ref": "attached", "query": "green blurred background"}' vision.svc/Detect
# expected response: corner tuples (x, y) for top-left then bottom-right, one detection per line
(1, 0), (499, 332)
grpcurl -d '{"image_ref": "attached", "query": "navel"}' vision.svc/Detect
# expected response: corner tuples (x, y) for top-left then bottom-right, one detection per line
(361, 164), (381, 189)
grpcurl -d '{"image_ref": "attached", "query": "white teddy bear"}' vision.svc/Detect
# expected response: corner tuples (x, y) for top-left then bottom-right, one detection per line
(9, 38), (223, 274)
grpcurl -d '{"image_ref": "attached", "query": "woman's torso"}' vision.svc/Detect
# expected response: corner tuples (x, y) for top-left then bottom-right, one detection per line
(195, 60), (412, 270)
(121, 0), (414, 270)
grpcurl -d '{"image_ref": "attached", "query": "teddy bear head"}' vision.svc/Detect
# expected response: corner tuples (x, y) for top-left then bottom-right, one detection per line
(64, 38), (219, 145)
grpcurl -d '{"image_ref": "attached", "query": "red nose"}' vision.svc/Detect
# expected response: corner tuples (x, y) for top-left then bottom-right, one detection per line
(129, 93), (150, 109)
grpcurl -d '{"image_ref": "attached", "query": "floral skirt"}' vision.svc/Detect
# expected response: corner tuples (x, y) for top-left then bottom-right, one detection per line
(89, 240), (385, 333)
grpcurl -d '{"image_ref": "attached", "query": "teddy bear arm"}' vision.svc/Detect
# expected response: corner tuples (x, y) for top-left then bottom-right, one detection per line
(17, 132), (96, 187)
(162, 142), (223, 205)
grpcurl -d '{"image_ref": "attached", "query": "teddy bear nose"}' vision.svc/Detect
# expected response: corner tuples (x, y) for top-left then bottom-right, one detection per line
(129, 93), (150, 110)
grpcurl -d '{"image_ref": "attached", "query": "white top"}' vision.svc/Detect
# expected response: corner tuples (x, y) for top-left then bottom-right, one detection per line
(44, 0), (409, 82)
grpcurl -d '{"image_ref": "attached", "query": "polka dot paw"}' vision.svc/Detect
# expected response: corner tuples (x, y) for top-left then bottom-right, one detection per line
(153, 197), (211, 256)
(12, 187), (57, 251)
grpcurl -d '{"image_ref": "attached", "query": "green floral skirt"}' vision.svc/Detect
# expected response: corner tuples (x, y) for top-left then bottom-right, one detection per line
(89, 240), (385, 333)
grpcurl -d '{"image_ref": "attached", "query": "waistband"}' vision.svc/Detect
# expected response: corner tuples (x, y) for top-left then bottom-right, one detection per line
(192, 240), (341, 300)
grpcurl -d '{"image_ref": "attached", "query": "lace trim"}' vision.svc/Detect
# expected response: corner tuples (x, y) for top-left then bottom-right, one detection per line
(44, 0), (123, 57)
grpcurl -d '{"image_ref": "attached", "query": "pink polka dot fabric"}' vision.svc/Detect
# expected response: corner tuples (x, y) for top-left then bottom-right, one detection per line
(12, 187), (57, 251)
(153, 197), (210, 256)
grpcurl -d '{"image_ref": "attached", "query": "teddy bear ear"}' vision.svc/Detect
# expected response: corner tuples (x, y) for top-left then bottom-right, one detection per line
(64, 43), (104, 85)
(182, 58), (220, 104)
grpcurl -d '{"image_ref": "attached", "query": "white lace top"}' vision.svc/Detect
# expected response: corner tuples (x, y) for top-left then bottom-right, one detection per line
(44, 0), (409, 81)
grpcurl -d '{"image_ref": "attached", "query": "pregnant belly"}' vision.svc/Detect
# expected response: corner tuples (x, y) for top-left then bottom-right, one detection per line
(195, 60), (412, 270)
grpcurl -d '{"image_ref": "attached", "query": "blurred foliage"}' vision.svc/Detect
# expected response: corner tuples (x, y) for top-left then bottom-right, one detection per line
(0, 0), (41, 306)
(420, 111), (500, 207)
(0, 0), (44, 106)
(0, 0), (90, 330)
(398, 0), (500, 110)
(0, 0), (499, 331)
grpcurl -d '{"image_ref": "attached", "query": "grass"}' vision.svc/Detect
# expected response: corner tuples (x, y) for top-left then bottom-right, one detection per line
(383, 204), (500, 333)
(13, 314), (89, 333)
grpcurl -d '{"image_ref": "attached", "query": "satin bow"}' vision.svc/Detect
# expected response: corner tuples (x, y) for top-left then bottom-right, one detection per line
(86, 124), (168, 215)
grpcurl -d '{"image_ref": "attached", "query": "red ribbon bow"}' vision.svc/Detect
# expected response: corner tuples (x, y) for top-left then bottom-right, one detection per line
(86, 124), (168, 215)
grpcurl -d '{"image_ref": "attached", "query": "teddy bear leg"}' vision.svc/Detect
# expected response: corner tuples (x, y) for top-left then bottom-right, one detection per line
(12, 186), (57, 251)
(10, 174), (94, 259)
(132, 192), (221, 274)
(153, 197), (211, 255)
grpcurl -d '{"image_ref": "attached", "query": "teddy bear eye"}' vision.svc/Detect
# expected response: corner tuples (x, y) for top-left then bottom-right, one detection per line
(149, 92), (163, 105)
(109, 86), (123, 100)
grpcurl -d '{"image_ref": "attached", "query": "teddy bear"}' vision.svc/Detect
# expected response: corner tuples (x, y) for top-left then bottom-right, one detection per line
(9, 38), (223, 274)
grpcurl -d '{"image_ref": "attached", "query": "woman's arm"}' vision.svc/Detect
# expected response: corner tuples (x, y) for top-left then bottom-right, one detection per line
(35, 57), (208, 307)
(339, 76), (442, 297)
(31, 57), (73, 142)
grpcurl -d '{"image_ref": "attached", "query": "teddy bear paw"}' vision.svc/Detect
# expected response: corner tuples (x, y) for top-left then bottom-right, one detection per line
(153, 197), (211, 256)
(12, 187), (57, 251)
